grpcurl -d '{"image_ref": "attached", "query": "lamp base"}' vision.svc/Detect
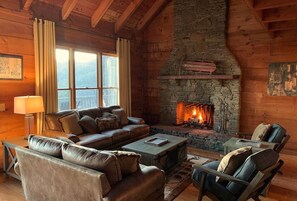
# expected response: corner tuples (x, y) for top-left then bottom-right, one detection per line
(24, 114), (34, 136)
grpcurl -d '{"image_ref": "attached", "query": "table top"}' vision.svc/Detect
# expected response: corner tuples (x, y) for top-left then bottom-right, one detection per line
(122, 133), (187, 157)
(2, 137), (28, 148)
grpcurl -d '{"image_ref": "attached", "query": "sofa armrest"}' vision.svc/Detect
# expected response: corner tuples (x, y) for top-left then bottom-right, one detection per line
(128, 117), (145, 125)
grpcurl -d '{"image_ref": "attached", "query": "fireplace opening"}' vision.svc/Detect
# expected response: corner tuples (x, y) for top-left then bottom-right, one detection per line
(176, 102), (214, 129)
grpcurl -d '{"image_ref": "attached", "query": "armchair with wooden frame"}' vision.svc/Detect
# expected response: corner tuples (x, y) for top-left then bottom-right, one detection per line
(236, 123), (290, 153)
(192, 149), (283, 201)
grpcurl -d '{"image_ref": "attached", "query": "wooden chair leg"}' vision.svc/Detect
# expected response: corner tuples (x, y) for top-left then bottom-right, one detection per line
(197, 172), (206, 201)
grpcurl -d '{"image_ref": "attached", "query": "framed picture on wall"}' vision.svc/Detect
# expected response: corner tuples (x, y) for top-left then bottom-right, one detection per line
(0, 54), (23, 80)
(268, 62), (297, 96)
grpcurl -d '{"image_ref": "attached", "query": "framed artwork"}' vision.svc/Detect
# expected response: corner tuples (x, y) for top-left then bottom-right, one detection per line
(0, 54), (23, 80)
(268, 62), (297, 96)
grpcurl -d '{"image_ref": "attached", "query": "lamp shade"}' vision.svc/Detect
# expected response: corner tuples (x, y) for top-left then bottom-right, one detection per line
(14, 96), (44, 114)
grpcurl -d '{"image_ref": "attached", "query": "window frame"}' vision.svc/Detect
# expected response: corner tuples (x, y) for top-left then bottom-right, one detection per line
(56, 46), (118, 111)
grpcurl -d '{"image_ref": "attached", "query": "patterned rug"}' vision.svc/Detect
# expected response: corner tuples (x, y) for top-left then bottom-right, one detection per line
(164, 155), (212, 201)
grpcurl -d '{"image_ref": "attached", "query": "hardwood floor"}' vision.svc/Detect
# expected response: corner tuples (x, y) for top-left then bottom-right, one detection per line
(1, 147), (297, 201)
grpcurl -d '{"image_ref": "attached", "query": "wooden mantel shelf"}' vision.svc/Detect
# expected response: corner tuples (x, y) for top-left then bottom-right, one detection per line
(158, 74), (240, 80)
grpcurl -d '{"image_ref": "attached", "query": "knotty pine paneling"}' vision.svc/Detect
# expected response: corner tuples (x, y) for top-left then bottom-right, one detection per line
(131, 1), (173, 124)
(0, 9), (35, 169)
(228, 0), (297, 151)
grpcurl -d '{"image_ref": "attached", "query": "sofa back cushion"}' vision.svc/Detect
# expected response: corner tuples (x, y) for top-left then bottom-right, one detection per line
(226, 149), (279, 196)
(108, 150), (140, 176)
(112, 108), (129, 126)
(58, 112), (83, 135)
(28, 135), (65, 158)
(101, 105), (121, 113)
(78, 115), (100, 134)
(78, 107), (102, 119)
(264, 124), (286, 143)
(45, 110), (73, 131)
(62, 144), (122, 185)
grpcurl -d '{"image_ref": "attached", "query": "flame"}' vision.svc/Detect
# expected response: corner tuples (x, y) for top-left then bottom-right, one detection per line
(198, 113), (203, 121)
(192, 109), (197, 117)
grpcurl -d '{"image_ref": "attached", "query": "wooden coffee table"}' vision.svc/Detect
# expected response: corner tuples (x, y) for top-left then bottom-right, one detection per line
(122, 133), (187, 171)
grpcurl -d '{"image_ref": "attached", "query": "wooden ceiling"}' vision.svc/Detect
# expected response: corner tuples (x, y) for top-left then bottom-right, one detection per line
(16, 0), (170, 38)
(243, 0), (297, 38)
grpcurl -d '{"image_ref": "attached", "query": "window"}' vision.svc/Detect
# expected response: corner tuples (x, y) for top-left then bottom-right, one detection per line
(56, 48), (119, 111)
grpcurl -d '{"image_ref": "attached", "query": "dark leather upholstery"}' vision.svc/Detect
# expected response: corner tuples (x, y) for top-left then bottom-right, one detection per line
(122, 124), (149, 138)
(28, 135), (65, 158)
(265, 123), (286, 143)
(78, 107), (102, 119)
(101, 129), (130, 144)
(77, 134), (113, 148)
(103, 165), (165, 201)
(45, 110), (73, 131)
(62, 144), (122, 185)
(192, 161), (236, 201)
(226, 149), (279, 196)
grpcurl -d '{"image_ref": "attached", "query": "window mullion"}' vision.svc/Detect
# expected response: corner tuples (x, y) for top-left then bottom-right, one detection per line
(69, 48), (75, 109)
(98, 52), (102, 106)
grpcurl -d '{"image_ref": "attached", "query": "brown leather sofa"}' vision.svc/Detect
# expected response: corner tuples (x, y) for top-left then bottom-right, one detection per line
(15, 135), (165, 201)
(43, 106), (149, 150)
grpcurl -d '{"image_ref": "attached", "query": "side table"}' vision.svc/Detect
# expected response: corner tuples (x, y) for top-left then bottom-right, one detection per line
(2, 138), (28, 180)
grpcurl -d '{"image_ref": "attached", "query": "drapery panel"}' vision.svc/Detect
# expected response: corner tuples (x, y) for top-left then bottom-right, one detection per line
(33, 18), (58, 134)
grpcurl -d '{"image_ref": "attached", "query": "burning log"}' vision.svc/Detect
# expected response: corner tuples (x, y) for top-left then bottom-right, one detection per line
(183, 61), (216, 74)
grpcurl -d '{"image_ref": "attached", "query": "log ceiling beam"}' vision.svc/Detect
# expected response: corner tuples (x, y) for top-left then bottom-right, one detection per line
(262, 5), (297, 23)
(61, 0), (79, 20)
(136, 0), (168, 32)
(254, 0), (297, 10)
(269, 20), (297, 31)
(115, 0), (143, 33)
(23, 0), (33, 11)
(91, 0), (114, 28)
(242, 0), (273, 37)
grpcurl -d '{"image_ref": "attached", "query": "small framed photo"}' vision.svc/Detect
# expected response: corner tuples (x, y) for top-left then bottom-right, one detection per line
(0, 54), (23, 80)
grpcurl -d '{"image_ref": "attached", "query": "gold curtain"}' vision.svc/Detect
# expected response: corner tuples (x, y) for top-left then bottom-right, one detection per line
(33, 18), (58, 134)
(117, 38), (131, 116)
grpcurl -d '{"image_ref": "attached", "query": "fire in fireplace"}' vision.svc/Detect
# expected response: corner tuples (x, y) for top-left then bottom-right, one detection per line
(176, 102), (214, 129)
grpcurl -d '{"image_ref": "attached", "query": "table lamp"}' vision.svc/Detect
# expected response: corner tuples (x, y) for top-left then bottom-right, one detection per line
(14, 96), (44, 136)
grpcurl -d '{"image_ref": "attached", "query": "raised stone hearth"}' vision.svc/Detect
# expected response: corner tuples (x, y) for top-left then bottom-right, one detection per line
(150, 125), (231, 153)
(159, 0), (241, 134)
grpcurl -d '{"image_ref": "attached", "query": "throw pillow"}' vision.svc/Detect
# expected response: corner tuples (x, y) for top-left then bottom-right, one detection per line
(112, 108), (129, 126)
(251, 123), (271, 141)
(216, 146), (252, 183)
(58, 112), (83, 135)
(108, 150), (140, 176)
(28, 135), (66, 158)
(96, 117), (120, 132)
(62, 144), (122, 185)
(78, 115), (100, 134)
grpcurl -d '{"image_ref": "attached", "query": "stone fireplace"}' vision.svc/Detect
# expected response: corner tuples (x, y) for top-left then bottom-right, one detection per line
(159, 0), (241, 135)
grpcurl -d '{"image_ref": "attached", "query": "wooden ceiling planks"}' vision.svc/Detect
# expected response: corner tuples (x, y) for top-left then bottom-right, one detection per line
(91, 0), (114, 28)
(243, 0), (297, 38)
(61, 0), (79, 20)
(23, 0), (33, 11)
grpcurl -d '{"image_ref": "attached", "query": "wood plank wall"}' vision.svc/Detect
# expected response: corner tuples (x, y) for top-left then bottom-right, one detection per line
(133, 1), (173, 124)
(227, 0), (297, 150)
(0, 8), (35, 168)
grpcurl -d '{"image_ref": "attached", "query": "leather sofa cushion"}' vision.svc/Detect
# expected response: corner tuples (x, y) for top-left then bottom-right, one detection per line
(78, 107), (102, 119)
(101, 105), (121, 113)
(28, 135), (65, 158)
(216, 146), (252, 183)
(192, 161), (236, 201)
(266, 124), (286, 143)
(45, 110), (73, 131)
(78, 115), (100, 134)
(58, 112), (83, 135)
(77, 134), (112, 149)
(101, 129), (130, 144)
(112, 108), (129, 126)
(108, 150), (140, 176)
(122, 124), (149, 138)
(62, 144), (122, 185)
(226, 149), (279, 196)
(103, 166), (165, 201)
(96, 117), (120, 132)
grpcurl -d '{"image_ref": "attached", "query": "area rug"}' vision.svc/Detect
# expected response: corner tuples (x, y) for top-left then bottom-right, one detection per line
(164, 155), (212, 201)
